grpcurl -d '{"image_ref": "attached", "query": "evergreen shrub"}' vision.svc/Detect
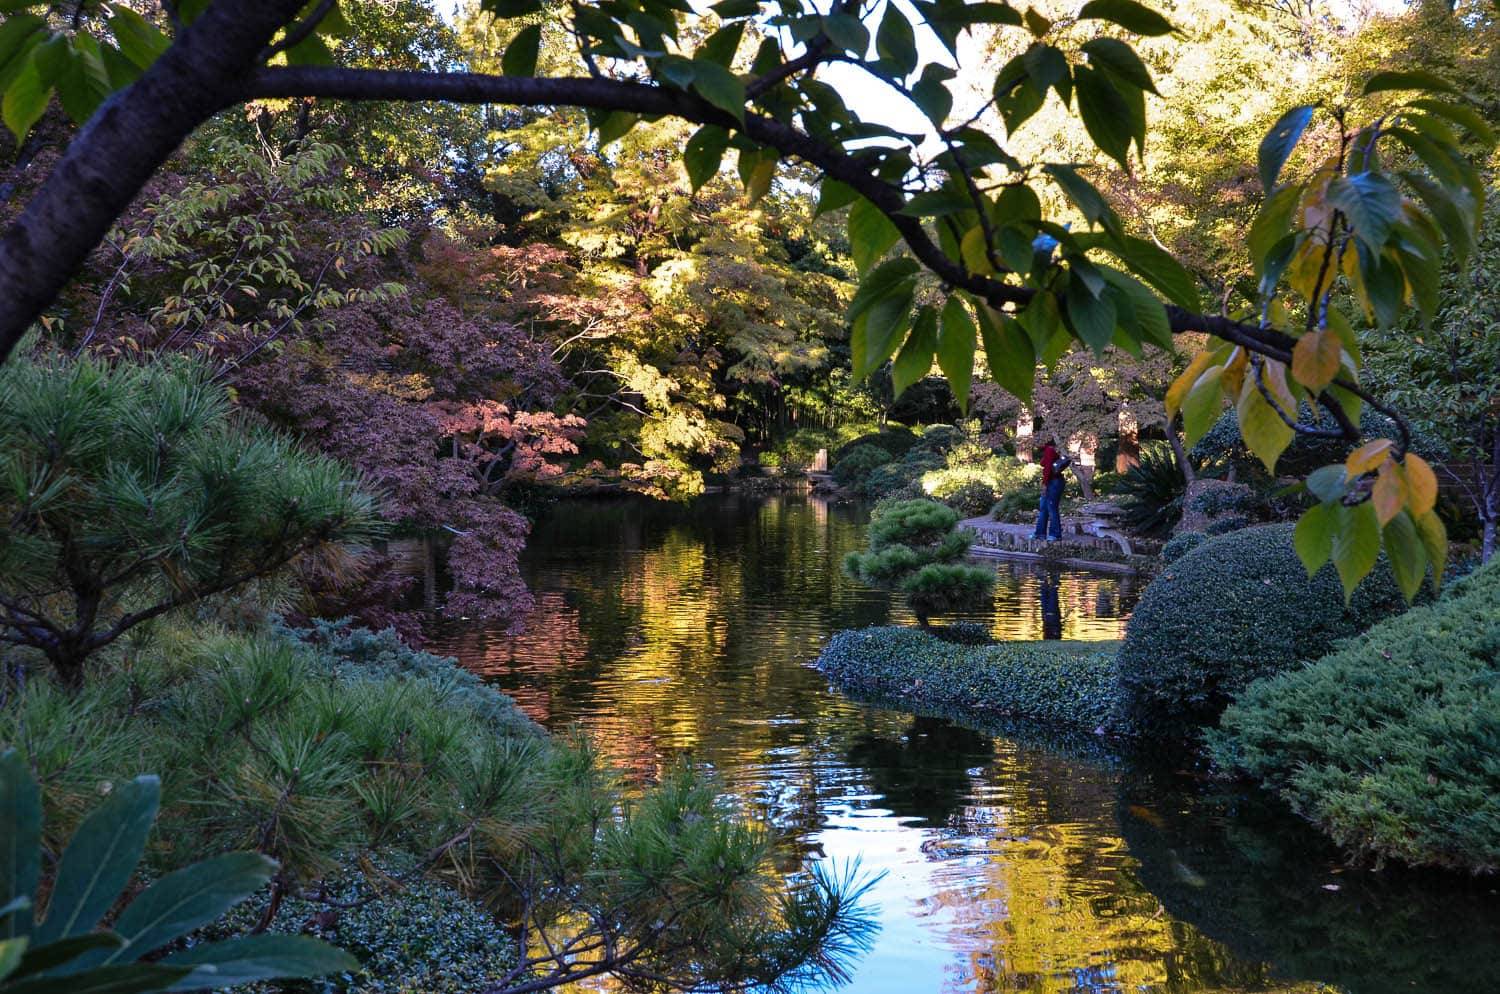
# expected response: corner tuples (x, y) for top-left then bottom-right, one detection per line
(832, 444), (892, 486)
(1116, 523), (1410, 734)
(817, 627), (1123, 731)
(1211, 562), (1500, 873)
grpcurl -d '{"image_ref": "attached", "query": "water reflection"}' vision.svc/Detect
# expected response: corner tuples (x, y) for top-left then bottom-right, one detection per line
(415, 494), (1496, 994)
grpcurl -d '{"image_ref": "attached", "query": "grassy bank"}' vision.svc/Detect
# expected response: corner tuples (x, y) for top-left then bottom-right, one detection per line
(816, 627), (1124, 735)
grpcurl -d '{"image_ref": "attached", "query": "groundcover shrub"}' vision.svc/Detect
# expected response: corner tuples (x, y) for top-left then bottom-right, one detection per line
(817, 626), (1123, 732)
(1212, 562), (1500, 873)
(1159, 531), (1207, 563)
(1117, 523), (1410, 735)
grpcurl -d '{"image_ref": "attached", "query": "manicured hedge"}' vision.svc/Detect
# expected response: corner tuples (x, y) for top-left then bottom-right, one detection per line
(1211, 561), (1500, 873)
(817, 626), (1124, 732)
(832, 443), (893, 486)
(1117, 523), (1410, 734)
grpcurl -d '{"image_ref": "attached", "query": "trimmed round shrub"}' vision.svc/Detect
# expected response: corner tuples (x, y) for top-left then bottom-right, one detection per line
(1159, 531), (1206, 563)
(832, 427), (918, 463)
(1117, 523), (1411, 735)
(832, 443), (892, 487)
(1211, 562), (1500, 873)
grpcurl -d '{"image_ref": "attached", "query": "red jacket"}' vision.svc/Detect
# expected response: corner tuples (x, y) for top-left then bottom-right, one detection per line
(1040, 444), (1059, 485)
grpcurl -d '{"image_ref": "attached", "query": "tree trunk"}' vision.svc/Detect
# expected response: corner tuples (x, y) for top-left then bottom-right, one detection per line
(0, 0), (307, 362)
(1483, 516), (1495, 565)
(1166, 415), (1196, 486)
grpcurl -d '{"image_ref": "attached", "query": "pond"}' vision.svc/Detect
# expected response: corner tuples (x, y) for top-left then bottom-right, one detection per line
(418, 493), (1500, 994)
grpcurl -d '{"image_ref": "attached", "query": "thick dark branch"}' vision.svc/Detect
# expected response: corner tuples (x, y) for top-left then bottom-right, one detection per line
(0, 0), (308, 364)
(245, 65), (1299, 362)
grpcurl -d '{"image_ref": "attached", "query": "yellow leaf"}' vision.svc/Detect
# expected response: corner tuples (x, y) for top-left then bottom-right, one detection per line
(1291, 328), (1341, 391)
(1236, 370), (1294, 473)
(1221, 346), (1248, 398)
(1166, 350), (1218, 419)
(1287, 237), (1334, 302)
(1403, 453), (1439, 516)
(1346, 438), (1394, 477)
(1372, 460), (1405, 526)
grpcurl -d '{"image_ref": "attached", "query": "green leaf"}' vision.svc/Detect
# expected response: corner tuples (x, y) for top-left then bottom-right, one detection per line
(848, 197), (901, 276)
(1248, 184), (1302, 276)
(891, 305), (937, 396)
(0, 751), (40, 940)
(36, 776), (159, 945)
(501, 24), (542, 76)
(697, 22), (743, 66)
(87, 853), (276, 970)
(1181, 366), (1224, 446)
(689, 60), (745, 122)
(711, 0), (760, 16)
(1325, 172), (1401, 252)
(821, 12), (869, 54)
(1099, 266), (1172, 350)
(1080, 37), (1157, 94)
(1362, 69), (1458, 95)
(1258, 104), (1315, 193)
(1414, 508), (1447, 588)
(847, 256), (920, 325)
(1293, 502), (1335, 576)
(1382, 511), (1426, 602)
(875, 4), (917, 76)
(55, 35), (111, 125)
(1110, 234), (1198, 310)
(2, 962), (190, 994)
(815, 178), (858, 216)
(1043, 164), (1119, 234)
(0, 15), (45, 79)
(1023, 43), (1070, 101)
(1074, 65), (1136, 170)
(1407, 97), (1496, 146)
(2, 53), (49, 145)
(594, 109), (637, 147)
(1400, 169), (1475, 266)
(738, 147), (776, 203)
(974, 301), (1034, 402)
(911, 63), (953, 124)
(1064, 276), (1116, 353)
(1331, 501), (1381, 600)
(14, 932), (124, 979)
(106, 5), (170, 71)
(1306, 464), (1348, 503)
(1077, 0), (1175, 35)
(936, 297), (976, 412)
(898, 186), (974, 218)
(161, 935), (358, 992)
(0, 936), (26, 981)
(858, 291), (915, 379)
(684, 125), (729, 192)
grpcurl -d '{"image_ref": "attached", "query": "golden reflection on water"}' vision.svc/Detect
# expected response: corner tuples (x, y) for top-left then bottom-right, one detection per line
(423, 495), (1321, 994)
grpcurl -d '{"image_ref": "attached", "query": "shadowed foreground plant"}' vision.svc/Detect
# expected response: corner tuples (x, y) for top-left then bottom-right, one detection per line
(0, 352), (383, 687)
(0, 749), (356, 992)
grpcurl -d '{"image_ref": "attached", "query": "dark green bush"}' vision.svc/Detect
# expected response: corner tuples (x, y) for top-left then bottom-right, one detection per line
(1116, 523), (1411, 735)
(832, 443), (893, 486)
(1211, 562), (1500, 873)
(817, 627), (1123, 732)
(1159, 531), (1207, 563)
(832, 427), (918, 462)
(990, 483), (1042, 523)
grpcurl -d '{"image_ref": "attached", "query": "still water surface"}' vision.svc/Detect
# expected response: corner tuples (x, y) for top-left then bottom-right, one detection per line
(423, 493), (1500, 994)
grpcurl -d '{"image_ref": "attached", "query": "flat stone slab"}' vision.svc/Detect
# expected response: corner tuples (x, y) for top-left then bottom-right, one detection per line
(961, 515), (1135, 559)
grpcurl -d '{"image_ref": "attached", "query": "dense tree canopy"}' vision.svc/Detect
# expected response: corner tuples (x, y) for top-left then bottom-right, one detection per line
(0, 0), (1494, 611)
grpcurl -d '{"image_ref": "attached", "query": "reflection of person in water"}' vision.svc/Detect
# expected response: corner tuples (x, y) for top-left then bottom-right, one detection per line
(1040, 573), (1062, 640)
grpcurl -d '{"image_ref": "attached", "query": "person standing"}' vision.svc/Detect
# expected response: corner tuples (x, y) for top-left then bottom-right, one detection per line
(1033, 442), (1071, 541)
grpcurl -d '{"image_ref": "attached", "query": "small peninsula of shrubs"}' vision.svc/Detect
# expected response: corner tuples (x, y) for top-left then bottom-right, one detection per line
(817, 627), (1124, 734)
(1212, 561), (1500, 874)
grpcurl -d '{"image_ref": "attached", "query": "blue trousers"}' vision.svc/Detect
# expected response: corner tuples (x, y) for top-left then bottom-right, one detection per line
(1033, 478), (1064, 539)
